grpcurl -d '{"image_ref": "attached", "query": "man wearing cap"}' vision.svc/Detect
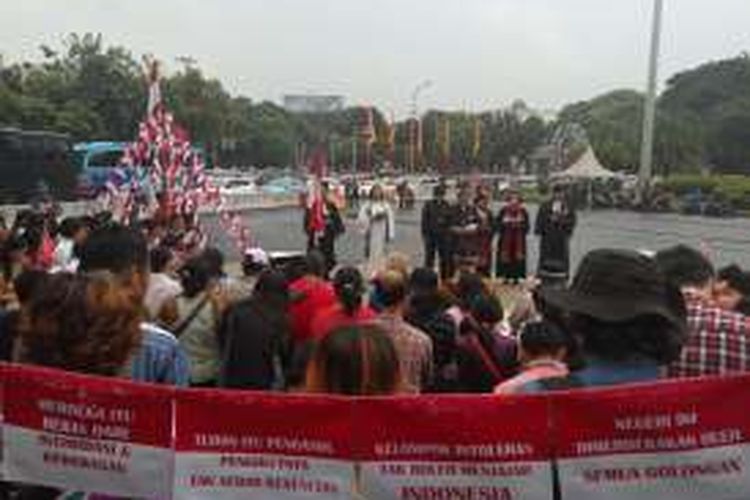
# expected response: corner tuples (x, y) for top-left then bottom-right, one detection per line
(535, 185), (576, 283)
(241, 247), (270, 293)
(655, 245), (750, 378)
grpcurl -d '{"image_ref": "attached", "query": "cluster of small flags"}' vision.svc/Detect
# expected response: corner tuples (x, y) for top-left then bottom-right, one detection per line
(99, 67), (254, 254)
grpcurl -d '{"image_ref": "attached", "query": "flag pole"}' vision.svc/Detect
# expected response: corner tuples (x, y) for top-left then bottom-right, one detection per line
(639, 0), (664, 194)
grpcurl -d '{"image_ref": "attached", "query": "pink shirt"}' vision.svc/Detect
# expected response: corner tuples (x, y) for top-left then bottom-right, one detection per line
(494, 360), (569, 395)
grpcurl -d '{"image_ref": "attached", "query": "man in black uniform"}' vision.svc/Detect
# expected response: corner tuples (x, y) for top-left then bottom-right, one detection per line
(421, 184), (453, 280)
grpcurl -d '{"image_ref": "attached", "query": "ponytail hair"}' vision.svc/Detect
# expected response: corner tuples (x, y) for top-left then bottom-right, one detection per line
(333, 266), (365, 316)
(305, 324), (402, 396)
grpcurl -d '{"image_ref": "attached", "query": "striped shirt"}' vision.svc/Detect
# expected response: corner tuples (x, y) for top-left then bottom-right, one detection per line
(125, 323), (190, 386)
(375, 313), (433, 393)
(668, 292), (750, 378)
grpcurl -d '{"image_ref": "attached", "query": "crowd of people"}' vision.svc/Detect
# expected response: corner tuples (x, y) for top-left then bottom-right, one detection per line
(0, 184), (750, 496)
(0, 199), (749, 397)
(421, 182), (578, 284)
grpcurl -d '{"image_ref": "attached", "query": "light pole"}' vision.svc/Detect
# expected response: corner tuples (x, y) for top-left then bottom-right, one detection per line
(639, 0), (665, 193)
(329, 134), (338, 172)
(409, 80), (433, 172)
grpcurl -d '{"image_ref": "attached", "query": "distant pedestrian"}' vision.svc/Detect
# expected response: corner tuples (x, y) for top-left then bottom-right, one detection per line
(449, 184), (482, 274)
(421, 184), (453, 280)
(496, 191), (530, 283)
(535, 185), (576, 283)
(305, 182), (345, 274)
(358, 184), (395, 276)
(474, 191), (494, 277)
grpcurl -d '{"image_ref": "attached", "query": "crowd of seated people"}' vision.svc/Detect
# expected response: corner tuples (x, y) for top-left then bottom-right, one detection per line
(1, 205), (750, 497)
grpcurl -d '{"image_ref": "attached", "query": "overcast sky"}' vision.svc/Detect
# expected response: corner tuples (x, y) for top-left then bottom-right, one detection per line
(2, 0), (749, 116)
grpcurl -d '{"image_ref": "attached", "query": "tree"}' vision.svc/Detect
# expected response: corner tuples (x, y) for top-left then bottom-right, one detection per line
(660, 56), (750, 173)
(0, 33), (143, 140)
(559, 90), (643, 172)
(163, 67), (231, 151)
(3, 33), (749, 174)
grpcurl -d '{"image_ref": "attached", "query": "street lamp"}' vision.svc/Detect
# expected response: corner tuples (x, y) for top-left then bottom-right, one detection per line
(639, 0), (665, 194)
(409, 80), (434, 172)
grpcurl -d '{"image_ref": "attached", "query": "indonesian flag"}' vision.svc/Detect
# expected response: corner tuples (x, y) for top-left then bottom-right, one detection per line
(307, 146), (328, 179)
(306, 179), (326, 235)
(306, 147), (328, 235)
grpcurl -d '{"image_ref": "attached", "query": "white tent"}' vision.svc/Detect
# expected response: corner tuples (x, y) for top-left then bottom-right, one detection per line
(553, 147), (616, 179)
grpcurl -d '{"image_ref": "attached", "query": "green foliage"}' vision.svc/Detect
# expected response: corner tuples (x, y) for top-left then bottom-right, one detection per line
(164, 67), (231, 147)
(420, 108), (548, 173)
(661, 174), (750, 210)
(3, 34), (749, 174)
(563, 55), (750, 175)
(560, 90), (644, 172)
(0, 33), (143, 140)
(660, 174), (719, 195)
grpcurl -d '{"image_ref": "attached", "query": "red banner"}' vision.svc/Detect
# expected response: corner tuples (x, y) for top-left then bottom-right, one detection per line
(554, 377), (750, 499)
(1, 363), (750, 499)
(173, 390), (354, 499)
(3, 364), (174, 497)
(352, 395), (554, 499)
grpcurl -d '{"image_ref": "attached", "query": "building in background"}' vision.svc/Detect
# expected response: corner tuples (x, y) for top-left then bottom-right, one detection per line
(283, 94), (345, 114)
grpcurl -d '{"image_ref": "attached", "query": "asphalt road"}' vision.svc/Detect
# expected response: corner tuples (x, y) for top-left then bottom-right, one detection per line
(202, 203), (750, 274)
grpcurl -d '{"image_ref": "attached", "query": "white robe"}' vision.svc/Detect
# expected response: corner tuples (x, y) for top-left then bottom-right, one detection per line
(358, 201), (395, 274)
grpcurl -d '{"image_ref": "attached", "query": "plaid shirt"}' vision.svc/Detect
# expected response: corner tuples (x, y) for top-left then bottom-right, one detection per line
(376, 313), (434, 393)
(668, 291), (750, 378)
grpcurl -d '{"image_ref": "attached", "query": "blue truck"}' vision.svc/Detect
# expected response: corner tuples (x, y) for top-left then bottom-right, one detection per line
(73, 142), (209, 198)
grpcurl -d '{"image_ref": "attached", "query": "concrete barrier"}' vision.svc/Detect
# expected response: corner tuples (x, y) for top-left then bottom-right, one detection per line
(0, 192), (301, 221)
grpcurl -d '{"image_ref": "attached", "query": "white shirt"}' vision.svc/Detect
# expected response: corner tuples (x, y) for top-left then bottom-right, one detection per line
(53, 238), (75, 269)
(144, 272), (182, 319)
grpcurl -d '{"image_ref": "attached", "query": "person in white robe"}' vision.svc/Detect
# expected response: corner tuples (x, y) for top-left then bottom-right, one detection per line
(358, 184), (395, 276)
